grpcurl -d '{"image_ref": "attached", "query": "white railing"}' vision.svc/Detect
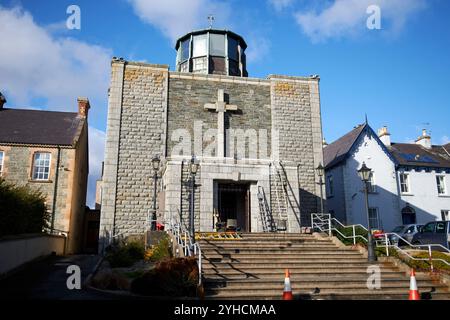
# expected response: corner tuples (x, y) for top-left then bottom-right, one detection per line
(381, 233), (450, 270)
(311, 213), (368, 243)
(311, 213), (450, 270)
(166, 217), (202, 286)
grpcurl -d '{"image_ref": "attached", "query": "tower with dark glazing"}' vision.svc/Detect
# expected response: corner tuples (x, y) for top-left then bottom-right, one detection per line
(175, 29), (248, 77)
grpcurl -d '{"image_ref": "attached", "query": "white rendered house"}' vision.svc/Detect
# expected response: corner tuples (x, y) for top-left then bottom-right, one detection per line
(324, 123), (450, 232)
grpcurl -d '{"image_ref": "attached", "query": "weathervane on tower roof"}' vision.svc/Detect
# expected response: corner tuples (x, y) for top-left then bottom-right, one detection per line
(207, 14), (215, 29)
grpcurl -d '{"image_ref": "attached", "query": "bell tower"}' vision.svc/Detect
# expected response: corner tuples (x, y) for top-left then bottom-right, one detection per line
(175, 28), (248, 77)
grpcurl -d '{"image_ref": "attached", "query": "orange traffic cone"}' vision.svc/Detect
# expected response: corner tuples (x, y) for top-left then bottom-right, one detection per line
(409, 269), (420, 300)
(283, 269), (293, 300)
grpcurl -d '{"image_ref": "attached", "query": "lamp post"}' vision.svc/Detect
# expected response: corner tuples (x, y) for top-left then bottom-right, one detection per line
(315, 163), (325, 214)
(189, 155), (199, 242)
(358, 162), (377, 262)
(151, 156), (161, 231)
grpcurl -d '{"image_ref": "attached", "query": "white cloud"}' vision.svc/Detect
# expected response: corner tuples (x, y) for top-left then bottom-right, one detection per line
(442, 136), (450, 145)
(0, 6), (111, 110)
(87, 127), (106, 208)
(295, 0), (426, 42)
(245, 34), (271, 64)
(127, 0), (231, 43)
(268, 0), (295, 11)
(0, 6), (111, 207)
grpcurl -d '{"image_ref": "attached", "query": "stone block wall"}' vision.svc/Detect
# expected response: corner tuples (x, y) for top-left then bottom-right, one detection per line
(167, 74), (272, 159)
(269, 75), (324, 225)
(101, 61), (169, 239)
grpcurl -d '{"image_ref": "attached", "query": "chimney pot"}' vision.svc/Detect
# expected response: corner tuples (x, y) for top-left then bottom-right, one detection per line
(77, 97), (90, 118)
(415, 128), (431, 149)
(378, 126), (391, 146)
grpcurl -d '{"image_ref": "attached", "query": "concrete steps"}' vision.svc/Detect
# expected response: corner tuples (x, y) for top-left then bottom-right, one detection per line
(199, 233), (450, 300)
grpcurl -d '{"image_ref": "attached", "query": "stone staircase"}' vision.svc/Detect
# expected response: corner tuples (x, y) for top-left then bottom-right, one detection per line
(200, 233), (450, 300)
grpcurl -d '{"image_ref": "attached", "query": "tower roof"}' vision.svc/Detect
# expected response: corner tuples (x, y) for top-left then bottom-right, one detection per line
(175, 29), (247, 50)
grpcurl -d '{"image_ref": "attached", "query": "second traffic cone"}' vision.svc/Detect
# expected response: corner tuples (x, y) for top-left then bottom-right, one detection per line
(283, 269), (293, 300)
(409, 269), (420, 300)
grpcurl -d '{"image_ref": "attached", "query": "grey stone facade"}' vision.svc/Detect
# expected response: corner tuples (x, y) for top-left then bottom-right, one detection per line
(99, 59), (324, 247)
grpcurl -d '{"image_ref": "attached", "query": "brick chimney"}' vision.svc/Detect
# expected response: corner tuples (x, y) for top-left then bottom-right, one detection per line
(415, 129), (431, 149)
(77, 97), (90, 118)
(378, 126), (391, 146)
(0, 92), (6, 110)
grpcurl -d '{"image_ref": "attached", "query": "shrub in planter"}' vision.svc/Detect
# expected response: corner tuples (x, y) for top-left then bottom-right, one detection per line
(144, 235), (172, 262)
(106, 241), (145, 268)
(130, 257), (199, 297)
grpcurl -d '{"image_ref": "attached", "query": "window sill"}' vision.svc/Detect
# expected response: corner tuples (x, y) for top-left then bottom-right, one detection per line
(438, 195), (450, 198)
(401, 193), (414, 196)
(28, 179), (53, 184)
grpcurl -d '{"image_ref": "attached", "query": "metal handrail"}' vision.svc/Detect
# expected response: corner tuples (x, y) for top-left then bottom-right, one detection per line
(166, 215), (202, 286)
(312, 213), (368, 243)
(311, 213), (450, 271)
(381, 233), (450, 269)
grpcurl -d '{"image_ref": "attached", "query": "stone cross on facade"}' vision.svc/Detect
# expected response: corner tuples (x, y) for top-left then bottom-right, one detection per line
(204, 89), (238, 158)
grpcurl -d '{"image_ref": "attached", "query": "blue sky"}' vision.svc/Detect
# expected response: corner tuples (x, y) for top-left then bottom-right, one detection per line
(1, 0), (449, 207)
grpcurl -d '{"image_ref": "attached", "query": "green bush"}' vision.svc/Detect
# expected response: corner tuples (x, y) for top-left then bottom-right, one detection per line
(0, 178), (49, 237)
(145, 235), (172, 262)
(106, 241), (145, 268)
(333, 225), (368, 246)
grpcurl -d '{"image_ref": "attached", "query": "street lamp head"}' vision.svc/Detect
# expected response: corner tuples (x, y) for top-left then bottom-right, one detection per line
(315, 163), (325, 177)
(190, 155), (199, 175)
(151, 155), (161, 171)
(358, 162), (372, 182)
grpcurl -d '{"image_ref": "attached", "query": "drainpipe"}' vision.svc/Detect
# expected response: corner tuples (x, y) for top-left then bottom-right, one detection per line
(51, 146), (61, 233)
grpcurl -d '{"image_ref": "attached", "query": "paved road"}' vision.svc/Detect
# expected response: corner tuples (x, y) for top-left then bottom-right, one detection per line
(0, 254), (109, 300)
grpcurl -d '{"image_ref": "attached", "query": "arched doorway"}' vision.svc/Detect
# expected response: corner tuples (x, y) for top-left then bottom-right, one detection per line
(401, 205), (416, 225)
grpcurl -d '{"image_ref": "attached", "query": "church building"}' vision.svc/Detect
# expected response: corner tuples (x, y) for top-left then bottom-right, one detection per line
(99, 28), (324, 246)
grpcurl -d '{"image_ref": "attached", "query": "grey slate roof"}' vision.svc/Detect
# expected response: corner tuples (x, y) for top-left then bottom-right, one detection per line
(324, 124), (450, 170)
(388, 143), (450, 169)
(0, 108), (84, 146)
(323, 124), (366, 168)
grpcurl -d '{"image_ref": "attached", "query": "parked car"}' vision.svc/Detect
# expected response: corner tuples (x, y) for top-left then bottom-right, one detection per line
(411, 221), (450, 251)
(388, 224), (423, 246)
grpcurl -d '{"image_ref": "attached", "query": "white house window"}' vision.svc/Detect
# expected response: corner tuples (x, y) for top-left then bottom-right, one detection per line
(0, 151), (4, 176)
(400, 173), (410, 194)
(436, 175), (447, 195)
(32, 152), (51, 180)
(441, 210), (449, 221)
(327, 175), (334, 197)
(368, 172), (376, 193)
(369, 208), (380, 229)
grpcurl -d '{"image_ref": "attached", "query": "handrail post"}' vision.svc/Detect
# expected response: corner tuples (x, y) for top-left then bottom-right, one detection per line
(428, 245), (434, 273)
(328, 214), (332, 237)
(384, 234), (389, 257)
(353, 225), (356, 245)
(198, 247), (202, 286)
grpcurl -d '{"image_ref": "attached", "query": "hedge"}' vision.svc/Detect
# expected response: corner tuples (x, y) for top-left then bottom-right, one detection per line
(0, 178), (50, 237)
